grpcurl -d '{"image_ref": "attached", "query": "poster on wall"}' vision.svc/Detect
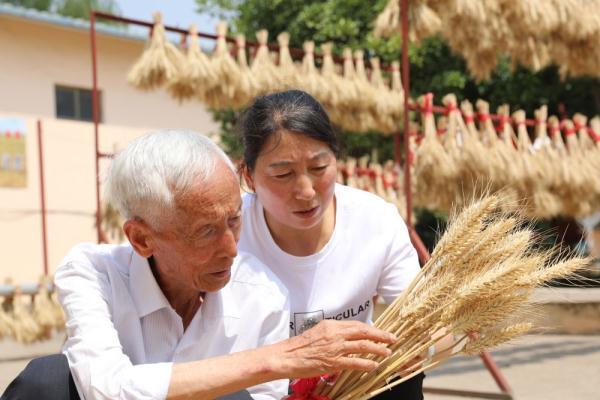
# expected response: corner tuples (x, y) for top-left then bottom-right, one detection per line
(0, 118), (27, 187)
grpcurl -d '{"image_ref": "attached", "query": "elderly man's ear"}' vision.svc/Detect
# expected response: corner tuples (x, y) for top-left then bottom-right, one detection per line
(123, 219), (155, 258)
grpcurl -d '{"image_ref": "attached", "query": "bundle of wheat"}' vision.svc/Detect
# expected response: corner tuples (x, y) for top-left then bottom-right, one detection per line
(127, 13), (184, 90)
(32, 279), (58, 340)
(276, 32), (299, 91)
(250, 29), (281, 95)
(166, 25), (217, 103)
(296, 41), (324, 103)
(233, 34), (260, 107)
(314, 192), (590, 399)
(337, 48), (362, 131)
(368, 57), (394, 134)
(351, 50), (378, 133)
(10, 292), (42, 344)
(0, 297), (13, 339)
(319, 42), (345, 125)
(374, 0), (600, 79)
(389, 61), (405, 121)
(414, 93), (457, 210)
(101, 202), (125, 243)
(203, 21), (242, 109)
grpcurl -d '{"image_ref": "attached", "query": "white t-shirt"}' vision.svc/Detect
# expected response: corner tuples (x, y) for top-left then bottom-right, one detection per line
(239, 183), (420, 336)
(55, 243), (289, 400)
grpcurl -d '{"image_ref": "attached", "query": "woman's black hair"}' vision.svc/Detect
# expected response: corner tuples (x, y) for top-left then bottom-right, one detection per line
(239, 90), (339, 171)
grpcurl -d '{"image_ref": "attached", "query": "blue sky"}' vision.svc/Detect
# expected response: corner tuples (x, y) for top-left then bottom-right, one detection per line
(116, 0), (219, 34)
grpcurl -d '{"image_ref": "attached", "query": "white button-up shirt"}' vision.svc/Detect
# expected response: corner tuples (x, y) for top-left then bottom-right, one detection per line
(55, 243), (290, 400)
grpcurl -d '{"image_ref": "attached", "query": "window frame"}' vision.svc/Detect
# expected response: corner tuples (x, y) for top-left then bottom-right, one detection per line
(54, 85), (102, 123)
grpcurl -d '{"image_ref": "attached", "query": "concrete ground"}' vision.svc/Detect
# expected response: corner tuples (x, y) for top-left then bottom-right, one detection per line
(424, 334), (600, 400)
(1, 333), (600, 399)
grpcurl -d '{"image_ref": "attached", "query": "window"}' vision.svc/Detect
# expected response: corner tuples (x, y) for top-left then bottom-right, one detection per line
(55, 85), (101, 122)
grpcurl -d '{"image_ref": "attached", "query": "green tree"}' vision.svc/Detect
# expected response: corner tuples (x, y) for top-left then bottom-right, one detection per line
(1, 0), (52, 11)
(55, 0), (119, 19)
(1, 0), (119, 19)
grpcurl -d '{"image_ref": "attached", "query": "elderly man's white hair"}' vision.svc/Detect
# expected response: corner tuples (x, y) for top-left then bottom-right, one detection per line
(104, 130), (235, 229)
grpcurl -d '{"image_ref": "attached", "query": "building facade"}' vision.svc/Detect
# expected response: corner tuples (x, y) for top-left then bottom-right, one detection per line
(0, 4), (220, 283)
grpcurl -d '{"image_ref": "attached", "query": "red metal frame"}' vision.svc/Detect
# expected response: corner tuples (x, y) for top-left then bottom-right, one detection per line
(36, 119), (48, 276)
(88, 8), (516, 396)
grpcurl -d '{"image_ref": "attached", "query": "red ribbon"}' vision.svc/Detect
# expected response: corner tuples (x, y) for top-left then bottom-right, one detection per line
(285, 376), (332, 400)
(477, 113), (491, 123)
(444, 103), (458, 116)
(420, 93), (434, 115)
(565, 128), (576, 136)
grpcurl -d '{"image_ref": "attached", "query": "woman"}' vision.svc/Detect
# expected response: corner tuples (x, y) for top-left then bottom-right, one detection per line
(238, 90), (425, 399)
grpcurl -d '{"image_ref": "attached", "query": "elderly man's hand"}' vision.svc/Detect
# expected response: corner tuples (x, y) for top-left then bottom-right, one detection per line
(274, 320), (396, 378)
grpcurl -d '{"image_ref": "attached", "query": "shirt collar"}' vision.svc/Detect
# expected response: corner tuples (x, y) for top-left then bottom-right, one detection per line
(129, 250), (172, 318)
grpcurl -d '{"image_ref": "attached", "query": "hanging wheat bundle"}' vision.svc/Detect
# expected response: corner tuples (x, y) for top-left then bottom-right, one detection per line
(250, 29), (281, 95)
(561, 119), (593, 217)
(438, 94), (464, 205)
(414, 93), (456, 211)
(546, 115), (572, 212)
(276, 32), (299, 91)
(548, 116), (567, 155)
(372, 162), (388, 200)
(475, 101), (514, 193)
(591, 116), (600, 150)
(101, 202), (125, 243)
(0, 295), (14, 339)
(573, 113), (593, 150)
(32, 278), (57, 340)
(308, 192), (590, 400)
(444, 95), (477, 200)
(530, 106), (563, 218)
(10, 290), (42, 344)
(388, 61), (405, 122)
(336, 48), (362, 130)
(533, 106), (551, 150)
(374, 0), (442, 42)
(373, 0), (400, 38)
(167, 25), (218, 103)
(368, 57), (397, 134)
(351, 50), (378, 133)
(297, 41), (325, 103)
(127, 13), (185, 91)
(494, 106), (526, 204)
(319, 43), (345, 125)
(458, 99), (493, 193)
(345, 157), (358, 190)
(203, 21), (242, 109)
(234, 34), (260, 107)
(357, 155), (374, 192)
(513, 110), (559, 218)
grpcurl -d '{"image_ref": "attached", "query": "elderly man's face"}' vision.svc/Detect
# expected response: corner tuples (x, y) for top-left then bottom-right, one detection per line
(149, 161), (242, 293)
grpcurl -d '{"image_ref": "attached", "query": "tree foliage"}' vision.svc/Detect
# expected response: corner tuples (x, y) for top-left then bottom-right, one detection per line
(1, 0), (119, 19)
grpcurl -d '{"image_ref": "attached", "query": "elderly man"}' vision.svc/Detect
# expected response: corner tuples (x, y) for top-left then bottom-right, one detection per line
(2, 130), (394, 400)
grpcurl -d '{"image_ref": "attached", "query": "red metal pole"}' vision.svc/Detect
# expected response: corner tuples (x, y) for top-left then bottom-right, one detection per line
(400, 0), (412, 227)
(37, 119), (49, 276)
(480, 350), (513, 394)
(90, 12), (102, 244)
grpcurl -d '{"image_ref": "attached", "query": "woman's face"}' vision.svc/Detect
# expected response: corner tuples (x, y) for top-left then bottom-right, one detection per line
(247, 131), (337, 231)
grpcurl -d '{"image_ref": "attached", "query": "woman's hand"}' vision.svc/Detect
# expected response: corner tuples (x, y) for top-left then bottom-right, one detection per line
(272, 320), (396, 378)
